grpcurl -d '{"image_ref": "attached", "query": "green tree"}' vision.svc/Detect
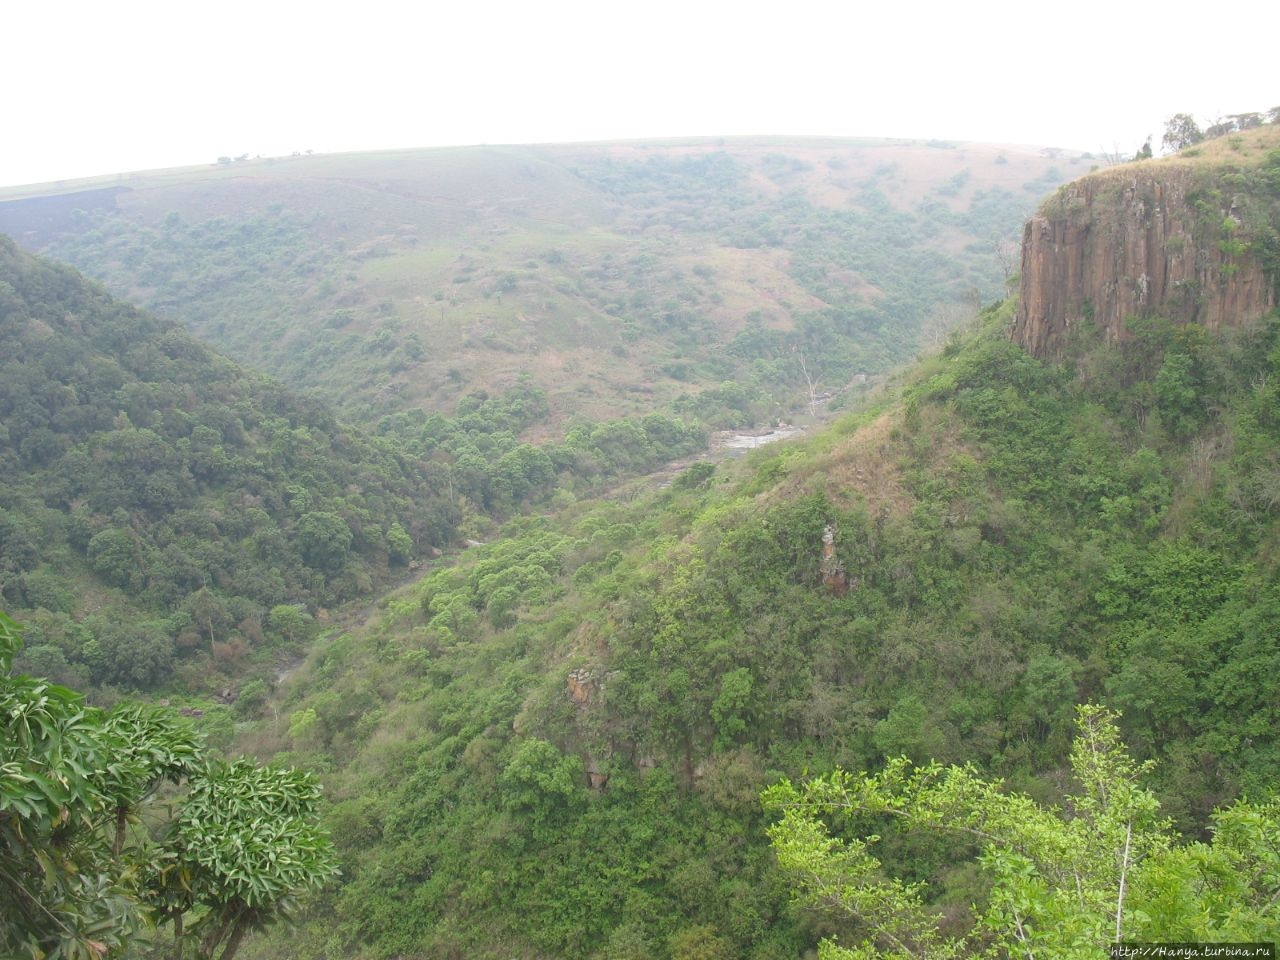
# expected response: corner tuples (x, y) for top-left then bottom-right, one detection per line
(500, 738), (585, 826)
(1, 610), (140, 958)
(763, 705), (1280, 958)
(90, 619), (175, 689)
(710, 667), (754, 750)
(0, 610), (338, 960)
(101, 704), (203, 856)
(296, 511), (353, 574)
(1162, 113), (1204, 152)
(385, 521), (413, 565)
(86, 526), (144, 590)
(871, 695), (945, 764)
(669, 924), (735, 960)
(144, 759), (340, 960)
(267, 603), (313, 645)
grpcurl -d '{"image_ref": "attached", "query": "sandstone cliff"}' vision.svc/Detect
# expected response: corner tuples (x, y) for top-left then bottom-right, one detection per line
(1012, 157), (1278, 359)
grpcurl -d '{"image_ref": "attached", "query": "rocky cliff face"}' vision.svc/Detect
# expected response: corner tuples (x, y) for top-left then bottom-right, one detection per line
(1012, 165), (1277, 358)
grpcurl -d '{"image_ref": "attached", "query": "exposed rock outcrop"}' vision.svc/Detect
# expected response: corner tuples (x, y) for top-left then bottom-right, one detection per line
(1013, 166), (1277, 359)
(566, 667), (597, 707)
(820, 523), (850, 594)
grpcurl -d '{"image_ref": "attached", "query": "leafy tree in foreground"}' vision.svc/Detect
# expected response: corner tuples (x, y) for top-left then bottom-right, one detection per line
(0, 610), (337, 960)
(763, 705), (1280, 958)
(145, 759), (338, 960)
(1, 609), (139, 959)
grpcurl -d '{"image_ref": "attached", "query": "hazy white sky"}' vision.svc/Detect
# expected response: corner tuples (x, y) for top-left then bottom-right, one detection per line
(6, 0), (1276, 188)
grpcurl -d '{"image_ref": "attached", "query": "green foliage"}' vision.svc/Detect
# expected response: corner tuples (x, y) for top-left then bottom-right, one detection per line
(17, 142), (1273, 958)
(0, 236), (461, 694)
(386, 521), (413, 565)
(1162, 113), (1204, 152)
(297, 511), (354, 573)
(872, 696), (945, 764)
(252, 292), (1280, 957)
(147, 759), (339, 959)
(763, 706), (1280, 956)
(1, 611), (140, 958)
(267, 603), (313, 645)
(380, 382), (707, 514)
(499, 738), (586, 821)
(0, 609), (337, 960)
(4, 140), (1068, 442)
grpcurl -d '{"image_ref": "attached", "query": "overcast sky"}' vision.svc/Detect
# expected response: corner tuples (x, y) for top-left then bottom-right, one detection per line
(5, 0), (1276, 188)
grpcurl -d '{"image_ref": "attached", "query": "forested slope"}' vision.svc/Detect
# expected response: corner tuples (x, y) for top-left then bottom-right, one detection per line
(0, 236), (458, 694)
(239, 286), (1280, 957)
(6, 130), (1280, 958)
(0, 139), (1074, 428)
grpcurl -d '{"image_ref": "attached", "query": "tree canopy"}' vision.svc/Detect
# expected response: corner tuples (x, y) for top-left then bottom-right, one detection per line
(1161, 113), (1204, 153)
(0, 609), (337, 960)
(0, 234), (460, 697)
(763, 705), (1280, 958)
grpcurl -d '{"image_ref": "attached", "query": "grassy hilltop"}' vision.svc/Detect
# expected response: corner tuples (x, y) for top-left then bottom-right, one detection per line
(0, 138), (1076, 430)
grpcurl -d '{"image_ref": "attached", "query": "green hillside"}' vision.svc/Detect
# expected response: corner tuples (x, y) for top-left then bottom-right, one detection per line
(0, 139), (1075, 430)
(229, 287), (1280, 957)
(5, 124), (1280, 959)
(0, 236), (458, 694)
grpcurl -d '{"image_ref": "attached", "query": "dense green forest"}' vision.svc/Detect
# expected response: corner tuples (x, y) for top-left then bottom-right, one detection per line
(10, 293), (1280, 955)
(0, 138), (1069, 704)
(225, 291), (1280, 957)
(0, 237), (733, 702)
(5, 126), (1280, 958)
(0, 235), (461, 694)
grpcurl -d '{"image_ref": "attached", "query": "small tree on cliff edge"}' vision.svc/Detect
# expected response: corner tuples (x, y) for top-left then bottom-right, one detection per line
(1162, 113), (1204, 152)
